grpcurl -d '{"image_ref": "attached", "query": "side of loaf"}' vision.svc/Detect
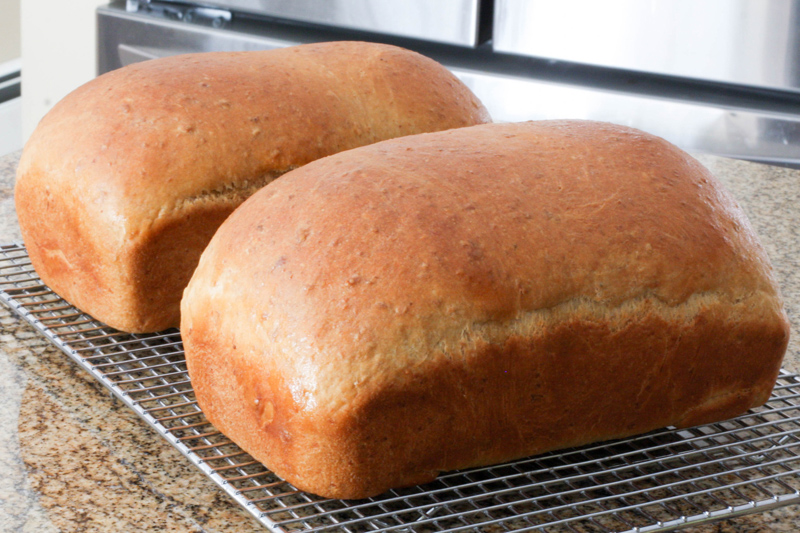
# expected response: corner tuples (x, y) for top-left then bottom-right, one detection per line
(15, 41), (490, 332)
(180, 120), (789, 500)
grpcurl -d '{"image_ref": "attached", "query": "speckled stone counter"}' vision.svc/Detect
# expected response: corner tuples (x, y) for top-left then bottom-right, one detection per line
(0, 149), (797, 532)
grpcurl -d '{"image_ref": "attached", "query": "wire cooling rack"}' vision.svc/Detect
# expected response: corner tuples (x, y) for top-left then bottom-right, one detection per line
(1, 242), (800, 533)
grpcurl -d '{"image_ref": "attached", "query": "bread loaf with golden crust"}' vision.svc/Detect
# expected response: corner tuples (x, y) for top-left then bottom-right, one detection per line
(15, 41), (490, 332)
(181, 120), (789, 500)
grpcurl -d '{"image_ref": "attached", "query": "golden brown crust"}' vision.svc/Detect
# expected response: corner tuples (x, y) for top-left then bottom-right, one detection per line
(181, 120), (789, 499)
(15, 41), (490, 332)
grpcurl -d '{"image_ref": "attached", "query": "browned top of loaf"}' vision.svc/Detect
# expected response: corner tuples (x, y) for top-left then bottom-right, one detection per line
(183, 120), (786, 411)
(16, 41), (489, 240)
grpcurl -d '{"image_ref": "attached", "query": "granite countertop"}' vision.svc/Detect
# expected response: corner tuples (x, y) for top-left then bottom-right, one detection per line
(0, 149), (797, 533)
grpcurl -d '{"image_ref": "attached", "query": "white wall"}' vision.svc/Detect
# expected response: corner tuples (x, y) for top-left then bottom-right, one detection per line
(20, 0), (107, 140)
(0, 0), (21, 156)
(0, 0), (21, 64)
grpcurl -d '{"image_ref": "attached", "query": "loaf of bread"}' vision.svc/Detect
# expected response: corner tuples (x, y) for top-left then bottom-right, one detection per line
(181, 120), (789, 500)
(15, 41), (490, 333)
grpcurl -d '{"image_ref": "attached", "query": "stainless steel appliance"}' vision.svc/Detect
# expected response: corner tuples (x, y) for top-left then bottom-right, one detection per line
(495, 0), (800, 92)
(99, 0), (800, 167)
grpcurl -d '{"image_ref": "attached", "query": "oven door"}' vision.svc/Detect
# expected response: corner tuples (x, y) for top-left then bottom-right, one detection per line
(99, 2), (800, 168)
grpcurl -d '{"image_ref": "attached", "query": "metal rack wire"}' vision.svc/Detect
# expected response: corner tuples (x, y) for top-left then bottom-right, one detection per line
(1, 241), (799, 533)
